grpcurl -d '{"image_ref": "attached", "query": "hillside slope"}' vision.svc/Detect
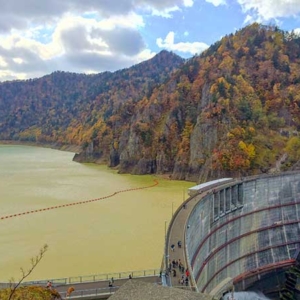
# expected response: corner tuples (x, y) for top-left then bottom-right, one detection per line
(0, 50), (184, 145)
(2, 24), (300, 182)
(84, 23), (300, 182)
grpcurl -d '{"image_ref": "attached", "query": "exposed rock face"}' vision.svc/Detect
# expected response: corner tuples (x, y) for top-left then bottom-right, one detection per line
(73, 142), (104, 163)
(156, 151), (174, 174)
(107, 67), (223, 180)
(134, 158), (157, 174)
(109, 147), (120, 167)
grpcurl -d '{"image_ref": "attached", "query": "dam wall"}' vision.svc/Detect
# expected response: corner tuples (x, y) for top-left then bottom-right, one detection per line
(186, 172), (300, 295)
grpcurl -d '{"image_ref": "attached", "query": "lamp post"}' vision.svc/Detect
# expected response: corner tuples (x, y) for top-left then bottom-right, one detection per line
(172, 202), (174, 217)
(164, 220), (169, 273)
(165, 220), (167, 239)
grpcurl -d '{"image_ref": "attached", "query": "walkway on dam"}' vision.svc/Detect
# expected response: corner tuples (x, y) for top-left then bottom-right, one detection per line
(54, 275), (161, 298)
(165, 178), (237, 292)
(166, 190), (209, 290)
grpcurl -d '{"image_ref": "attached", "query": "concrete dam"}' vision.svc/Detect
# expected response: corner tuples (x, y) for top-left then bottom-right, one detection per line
(185, 172), (300, 298)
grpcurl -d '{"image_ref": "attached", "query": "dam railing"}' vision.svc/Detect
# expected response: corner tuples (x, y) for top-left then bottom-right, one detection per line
(0, 268), (160, 288)
(59, 286), (119, 298)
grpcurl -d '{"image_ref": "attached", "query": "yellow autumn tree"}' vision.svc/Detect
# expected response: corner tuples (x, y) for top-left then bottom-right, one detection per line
(285, 137), (300, 162)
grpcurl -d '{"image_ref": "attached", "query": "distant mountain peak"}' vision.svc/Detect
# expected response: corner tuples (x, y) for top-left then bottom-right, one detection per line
(153, 49), (184, 61)
(134, 49), (184, 69)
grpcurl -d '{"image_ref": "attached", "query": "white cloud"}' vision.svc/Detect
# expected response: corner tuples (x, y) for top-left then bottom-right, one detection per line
(0, 12), (153, 81)
(294, 28), (300, 35)
(237, 0), (300, 21)
(243, 14), (253, 24)
(151, 6), (180, 18)
(205, 0), (227, 6)
(12, 57), (23, 64)
(149, 0), (195, 18)
(0, 70), (27, 81)
(97, 13), (145, 30)
(183, 0), (194, 7)
(136, 49), (156, 60)
(0, 0), (195, 81)
(0, 57), (7, 67)
(156, 31), (209, 54)
(0, 31), (62, 60)
(0, 0), (194, 33)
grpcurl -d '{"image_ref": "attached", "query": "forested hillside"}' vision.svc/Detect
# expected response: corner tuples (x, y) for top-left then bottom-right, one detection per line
(1, 23), (300, 182)
(0, 50), (184, 144)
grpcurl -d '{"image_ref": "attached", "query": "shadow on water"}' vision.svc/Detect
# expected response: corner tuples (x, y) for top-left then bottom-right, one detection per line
(222, 291), (269, 300)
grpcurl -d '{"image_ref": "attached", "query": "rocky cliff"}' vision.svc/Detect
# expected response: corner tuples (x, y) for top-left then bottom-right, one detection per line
(76, 24), (300, 182)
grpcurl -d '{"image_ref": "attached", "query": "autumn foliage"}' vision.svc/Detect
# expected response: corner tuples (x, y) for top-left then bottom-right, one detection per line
(0, 286), (61, 300)
(1, 24), (300, 180)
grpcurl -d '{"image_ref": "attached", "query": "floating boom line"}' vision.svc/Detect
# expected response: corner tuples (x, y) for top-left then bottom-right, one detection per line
(1, 179), (159, 221)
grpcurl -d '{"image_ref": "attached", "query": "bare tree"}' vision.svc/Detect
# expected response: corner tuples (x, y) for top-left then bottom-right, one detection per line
(8, 244), (48, 300)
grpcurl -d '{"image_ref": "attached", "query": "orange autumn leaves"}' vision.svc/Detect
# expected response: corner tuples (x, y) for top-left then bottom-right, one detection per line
(213, 126), (256, 171)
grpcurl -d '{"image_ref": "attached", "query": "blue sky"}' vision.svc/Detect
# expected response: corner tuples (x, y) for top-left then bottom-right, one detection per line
(0, 0), (299, 81)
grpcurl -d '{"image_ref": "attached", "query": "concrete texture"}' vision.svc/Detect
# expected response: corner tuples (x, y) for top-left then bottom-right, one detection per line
(185, 172), (300, 296)
(108, 280), (213, 300)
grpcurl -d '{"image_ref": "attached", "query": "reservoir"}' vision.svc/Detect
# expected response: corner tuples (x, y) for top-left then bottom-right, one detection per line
(0, 145), (194, 281)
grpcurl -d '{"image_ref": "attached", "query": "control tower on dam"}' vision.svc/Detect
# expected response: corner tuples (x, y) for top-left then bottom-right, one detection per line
(186, 172), (300, 298)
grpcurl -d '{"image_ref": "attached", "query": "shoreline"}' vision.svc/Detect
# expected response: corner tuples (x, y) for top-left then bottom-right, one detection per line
(0, 140), (187, 182)
(0, 140), (81, 154)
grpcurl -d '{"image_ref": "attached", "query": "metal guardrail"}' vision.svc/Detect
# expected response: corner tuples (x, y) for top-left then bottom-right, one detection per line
(0, 283), (10, 289)
(59, 286), (119, 298)
(17, 269), (160, 286)
(60, 283), (164, 299)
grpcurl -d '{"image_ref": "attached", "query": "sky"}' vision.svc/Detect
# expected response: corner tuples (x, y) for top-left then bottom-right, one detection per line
(0, 0), (300, 82)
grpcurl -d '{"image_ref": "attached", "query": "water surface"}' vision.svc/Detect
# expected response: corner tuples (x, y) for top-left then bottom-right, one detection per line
(0, 145), (194, 281)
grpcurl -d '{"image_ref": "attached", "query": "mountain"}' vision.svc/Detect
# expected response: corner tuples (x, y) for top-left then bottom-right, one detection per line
(2, 24), (300, 182)
(116, 23), (300, 182)
(0, 50), (184, 144)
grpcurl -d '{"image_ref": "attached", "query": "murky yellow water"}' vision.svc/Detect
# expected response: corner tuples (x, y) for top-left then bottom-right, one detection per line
(0, 145), (194, 281)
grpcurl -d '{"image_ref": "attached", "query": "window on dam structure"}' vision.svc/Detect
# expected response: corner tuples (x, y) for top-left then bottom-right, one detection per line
(237, 184), (243, 206)
(220, 190), (225, 215)
(226, 188), (231, 212)
(213, 184), (244, 220)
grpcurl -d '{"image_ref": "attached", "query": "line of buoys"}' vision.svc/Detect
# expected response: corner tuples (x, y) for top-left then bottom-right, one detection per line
(0, 179), (159, 221)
